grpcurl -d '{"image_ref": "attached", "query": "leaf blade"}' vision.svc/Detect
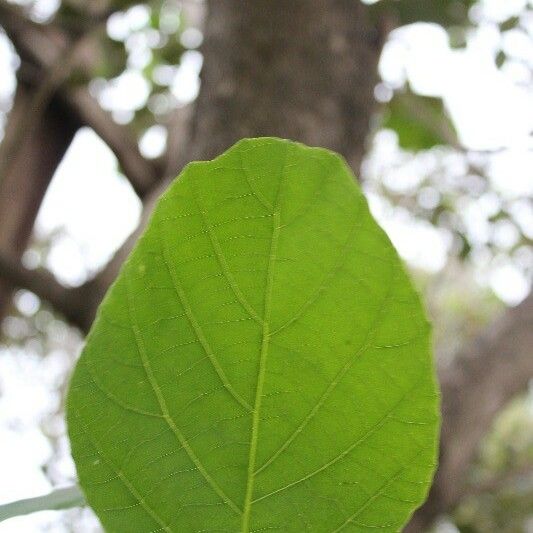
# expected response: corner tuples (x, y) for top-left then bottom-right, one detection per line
(67, 138), (439, 532)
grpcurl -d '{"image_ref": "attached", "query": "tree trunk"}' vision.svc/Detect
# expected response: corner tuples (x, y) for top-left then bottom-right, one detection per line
(189, 0), (383, 171)
(0, 82), (78, 320)
(93, 0), (384, 303)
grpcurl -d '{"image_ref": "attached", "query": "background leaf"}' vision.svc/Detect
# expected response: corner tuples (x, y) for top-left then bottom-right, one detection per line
(370, 0), (476, 27)
(67, 138), (440, 532)
(383, 91), (458, 151)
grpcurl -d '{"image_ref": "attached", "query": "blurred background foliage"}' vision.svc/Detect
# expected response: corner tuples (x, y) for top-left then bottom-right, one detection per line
(0, 0), (531, 531)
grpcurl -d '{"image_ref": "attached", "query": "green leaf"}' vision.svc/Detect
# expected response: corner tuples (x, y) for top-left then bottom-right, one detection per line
(67, 138), (440, 532)
(370, 0), (475, 27)
(495, 50), (507, 68)
(499, 17), (520, 32)
(383, 92), (457, 151)
(0, 486), (85, 523)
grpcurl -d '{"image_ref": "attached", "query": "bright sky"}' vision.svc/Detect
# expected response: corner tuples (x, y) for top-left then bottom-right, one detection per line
(0, 0), (532, 531)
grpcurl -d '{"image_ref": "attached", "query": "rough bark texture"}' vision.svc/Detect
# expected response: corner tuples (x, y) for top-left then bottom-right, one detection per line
(0, 82), (78, 321)
(189, 0), (382, 171)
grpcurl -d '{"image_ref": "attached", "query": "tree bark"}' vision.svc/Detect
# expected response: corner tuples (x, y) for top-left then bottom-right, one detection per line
(0, 2), (159, 199)
(189, 0), (383, 171)
(87, 0), (385, 308)
(0, 82), (78, 321)
(407, 291), (533, 531)
(0, 251), (93, 331)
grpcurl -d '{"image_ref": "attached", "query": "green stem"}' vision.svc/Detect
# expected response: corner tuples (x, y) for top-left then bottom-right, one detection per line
(0, 485), (85, 522)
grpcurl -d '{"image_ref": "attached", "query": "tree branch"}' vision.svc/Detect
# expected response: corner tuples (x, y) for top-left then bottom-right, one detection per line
(0, 252), (93, 331)
(0, 31), (92, 181)
(0, 83), (79, 325)
(0, 0), (161, 323)
(162, 104), (194, 178)
(0, 0), (62, 65)
(408, 290), (533, 530)
(0, 0), (160, 198)
(65, 88), (159, 197)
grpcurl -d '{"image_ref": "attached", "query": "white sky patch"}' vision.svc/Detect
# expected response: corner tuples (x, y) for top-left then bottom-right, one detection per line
(490, 261), (531, 304)
(380, 23), (533, 151)
(394, 24), (452, 97)
(473, 0), (529, 23)
(0, 350), (59, 506)
(367, 193), (451, 273)
(171, 50), (203, 104)
(96, 69), (151, 114)
(35, 128), (142, 285)
(0, 35), (17, 101)
(0, 345), (88, 532)
(445, 49), (533, 150)
(488, 148), (533, 198)
(139, 124), (168, 159)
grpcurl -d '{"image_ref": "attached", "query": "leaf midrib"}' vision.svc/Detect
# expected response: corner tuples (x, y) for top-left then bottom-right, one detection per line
(241, 145), (290, 532)
(241, 209), (280, 532)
